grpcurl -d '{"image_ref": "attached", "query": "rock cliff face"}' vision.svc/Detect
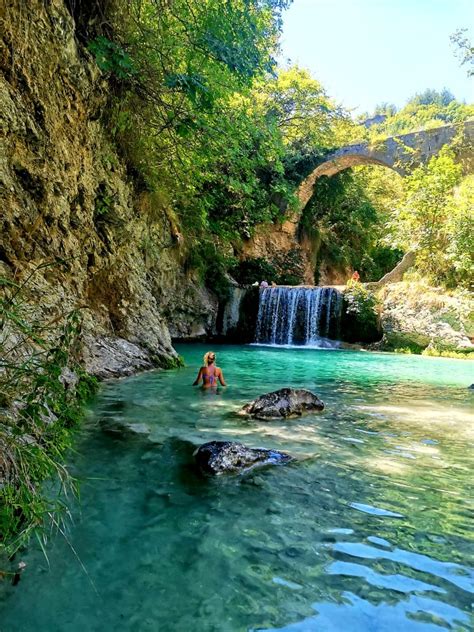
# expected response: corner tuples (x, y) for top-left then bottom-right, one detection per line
(377, 281), (473, 350)
(240, 221), (349, 285)
(0, 0), (218, 376)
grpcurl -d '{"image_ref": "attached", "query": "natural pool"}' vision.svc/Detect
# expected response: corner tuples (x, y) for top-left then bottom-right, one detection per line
(1, 344), (473, 631)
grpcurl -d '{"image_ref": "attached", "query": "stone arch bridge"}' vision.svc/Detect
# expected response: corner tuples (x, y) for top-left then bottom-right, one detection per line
(296, 119), (474, 213)
(242, 120), (474, 284)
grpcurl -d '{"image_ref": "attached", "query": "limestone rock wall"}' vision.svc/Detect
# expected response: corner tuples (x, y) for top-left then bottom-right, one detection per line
(240, 222), (349, 285)
(378, 282), (473, 349)
(0, 0), (217, 375)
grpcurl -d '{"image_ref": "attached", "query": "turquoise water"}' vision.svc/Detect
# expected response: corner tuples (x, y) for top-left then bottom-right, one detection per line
(1, 345), (473, 631)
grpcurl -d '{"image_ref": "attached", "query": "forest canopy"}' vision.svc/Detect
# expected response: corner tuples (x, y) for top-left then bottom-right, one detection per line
(79, 1), (473, 289)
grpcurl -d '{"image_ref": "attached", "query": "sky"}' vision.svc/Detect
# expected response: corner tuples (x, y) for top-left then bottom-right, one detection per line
(280, 0), (474, 115)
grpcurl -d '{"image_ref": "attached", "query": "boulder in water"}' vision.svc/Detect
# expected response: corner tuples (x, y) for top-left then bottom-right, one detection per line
(194, 441), (291, 475)
(239, 388), (324, 420)
(100, 418), (151, 437)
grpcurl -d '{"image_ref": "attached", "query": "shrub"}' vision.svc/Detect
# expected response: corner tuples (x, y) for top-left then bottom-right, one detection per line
(341, 281), (381, 343)
(272, 248), (306, 285)
(0, 270), (98, 560)
(230, 258), (277, 286)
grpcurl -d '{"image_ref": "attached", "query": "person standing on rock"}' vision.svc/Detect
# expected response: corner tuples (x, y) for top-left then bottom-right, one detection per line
(193, 351), (227, 388)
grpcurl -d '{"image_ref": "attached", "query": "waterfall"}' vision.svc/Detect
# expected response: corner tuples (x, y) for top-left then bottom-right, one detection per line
(255, 287), (343, 347)
(221, 287), (245, 335)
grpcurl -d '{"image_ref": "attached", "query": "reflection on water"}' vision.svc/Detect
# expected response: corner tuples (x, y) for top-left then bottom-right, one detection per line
(0, 344), (472, 631)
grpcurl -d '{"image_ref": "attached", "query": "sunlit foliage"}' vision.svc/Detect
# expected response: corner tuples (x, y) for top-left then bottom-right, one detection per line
(393, 149), (472, 287)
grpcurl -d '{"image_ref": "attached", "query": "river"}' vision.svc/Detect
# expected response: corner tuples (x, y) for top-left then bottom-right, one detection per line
(1, 344), (472, 631)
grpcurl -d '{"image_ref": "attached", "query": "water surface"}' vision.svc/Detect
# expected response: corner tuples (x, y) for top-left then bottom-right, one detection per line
(1, 345), (473, 631)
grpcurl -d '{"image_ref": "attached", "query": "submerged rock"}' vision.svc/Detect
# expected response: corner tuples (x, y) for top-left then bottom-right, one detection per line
(100, 418), (151, 438)
(194, 441), (291, 475)
(239, 388), (324, 420)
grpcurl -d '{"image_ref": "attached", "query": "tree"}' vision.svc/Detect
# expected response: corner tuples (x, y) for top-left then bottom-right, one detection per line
(444, 175), (474, 286)
(374, 102), (397, 116)
(394, 147), (465, 284)
(86, 0), (296, 247)
(255, 66), (344, 150)
(301, 166), (403, 282)
(408, 88), (455, 107)
(360, 88), (473, 141)
(451, 28), (474, 77)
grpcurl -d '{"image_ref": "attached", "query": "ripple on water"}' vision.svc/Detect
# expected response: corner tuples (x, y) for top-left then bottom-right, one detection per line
(349, 502), (405, 518)
(0, 344), (472, 632)
(332, 541), (474, 593)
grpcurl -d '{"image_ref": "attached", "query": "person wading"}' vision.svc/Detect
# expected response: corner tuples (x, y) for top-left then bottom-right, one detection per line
(193, 351), (227, 388)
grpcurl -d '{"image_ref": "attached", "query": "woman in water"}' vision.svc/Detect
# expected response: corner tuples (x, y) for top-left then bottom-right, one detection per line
(193, 351), (227, 388)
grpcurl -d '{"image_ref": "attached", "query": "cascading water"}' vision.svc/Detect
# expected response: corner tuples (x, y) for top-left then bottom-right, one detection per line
(255, 286), (343, 347)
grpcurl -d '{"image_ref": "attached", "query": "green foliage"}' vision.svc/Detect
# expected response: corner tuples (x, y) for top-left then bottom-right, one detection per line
(363, 91), (473, 139)
(155, 354), (185, 370)
(326, 113), (471, 291)
(82, 1), (308, 274)
(88, 36), (136, 80)
(85, 3), (469, 297)
(94, 187), (115, 220)
(302, 169), (403, 282)
(443, 175), (474, 287)
(185, 242), (235, 302)
(262, 67), (356, 184)
(422, 344), (474, 359)
(231, 258), (277, 285)
(379, 332), (474, 359)
(450, 28), (474, 77)
(204, 264), (233, 303)
(332, 90), (473, 292)
(373, 102), (397, 117)
(407, 88), (455, 108)
(358, 246), (404, 283)
(272, 248), (306, 285)
(85, 3), (358, 289)
(344, 279), (379, 318)
(341, 280), (380, 343)
(230, 249), (305, 286)
(393, 147), (471, 286)
(257, 66), (346, 151)
(0, 271), (98, 558)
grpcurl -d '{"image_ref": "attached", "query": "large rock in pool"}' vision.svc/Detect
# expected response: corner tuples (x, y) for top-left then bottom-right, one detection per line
(194, 441), (291, 475)
(239, 388), (324, 420)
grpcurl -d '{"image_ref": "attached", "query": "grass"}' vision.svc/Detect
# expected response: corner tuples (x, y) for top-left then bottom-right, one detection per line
(0, 271), (98, 569)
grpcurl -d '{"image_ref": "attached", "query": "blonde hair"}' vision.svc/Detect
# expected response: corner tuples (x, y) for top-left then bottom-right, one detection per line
(203, 351), (216, 366)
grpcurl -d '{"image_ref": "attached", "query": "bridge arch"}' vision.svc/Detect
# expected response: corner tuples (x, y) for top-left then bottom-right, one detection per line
(295, 120), (474, 216)
(297, 153), (403, 210)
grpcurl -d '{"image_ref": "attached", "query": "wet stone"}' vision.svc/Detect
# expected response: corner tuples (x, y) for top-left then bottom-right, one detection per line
(194, 441), (292, 475)
(238, 388), (325, 420)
